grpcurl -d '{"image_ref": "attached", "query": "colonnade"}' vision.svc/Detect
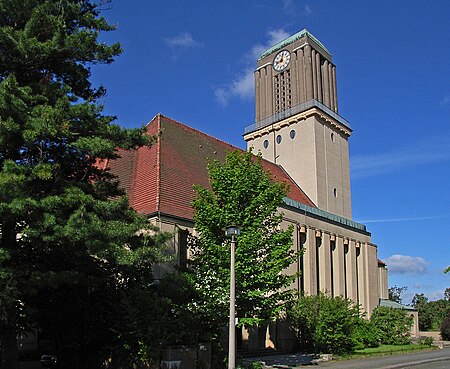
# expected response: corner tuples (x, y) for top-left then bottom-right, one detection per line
(293, 224), (378, 314)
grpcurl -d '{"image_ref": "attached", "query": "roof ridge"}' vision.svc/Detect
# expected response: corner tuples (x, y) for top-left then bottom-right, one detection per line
(152, 113), (243, 152)
(258, 28), (331, 61)
(155, 114), (162, 213)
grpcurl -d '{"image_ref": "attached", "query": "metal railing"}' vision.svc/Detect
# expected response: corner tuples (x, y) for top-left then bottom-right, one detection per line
(283, 197), (367, 233)
(244, 99), (351, 135)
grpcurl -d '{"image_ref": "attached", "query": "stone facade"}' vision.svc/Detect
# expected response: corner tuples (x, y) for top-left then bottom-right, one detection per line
(108, 29), (397, 352)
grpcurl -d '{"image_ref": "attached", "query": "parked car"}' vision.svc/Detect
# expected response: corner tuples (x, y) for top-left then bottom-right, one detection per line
(40, 354), (57, 368)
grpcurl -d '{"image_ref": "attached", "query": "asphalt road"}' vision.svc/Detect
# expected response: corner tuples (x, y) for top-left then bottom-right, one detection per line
(319, 348), (450, 368)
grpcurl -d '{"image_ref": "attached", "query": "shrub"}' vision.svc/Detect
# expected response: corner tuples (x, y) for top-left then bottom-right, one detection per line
(441, 315), (450, 341)
(351, 319), (381, 350)
(418, 336), (434, 346)
(370, 306), (413, 345)
(288, 293), (360, 354)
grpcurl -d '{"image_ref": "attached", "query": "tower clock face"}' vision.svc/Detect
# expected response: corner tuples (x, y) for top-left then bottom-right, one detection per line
(273, 50), (291, 71)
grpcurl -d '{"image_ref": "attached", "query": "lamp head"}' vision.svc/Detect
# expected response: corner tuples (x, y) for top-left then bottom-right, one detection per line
(224, 226), (241, 237)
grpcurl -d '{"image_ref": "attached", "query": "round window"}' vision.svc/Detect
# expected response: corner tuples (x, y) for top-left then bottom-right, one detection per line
(276, 135), (282, 144)
(263, 140), (269, 149)
(290, 130), (296, 139)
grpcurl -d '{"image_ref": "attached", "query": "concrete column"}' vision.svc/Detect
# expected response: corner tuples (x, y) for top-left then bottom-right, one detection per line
(303, 227), (317, 295)
(366, 244), (380, 316)
(297, 49), (305, 104)
(322, 59), (330, 107)
(315, 52), (322, 103)
(318, 232), (332, 295)
(357, 242), (368, 312)
(378, 266), (389, 300)
(304, 45), (313, 100)
(332, 65), (338, 113)
(345, 239), (358, 304)
(255, 70), (261, 121)
(298, 225), (307, 294)
(328, 62), (334, 111)
(290, 52), (298, 108)
(266, 65), (273, 118)
(333, 236), (346, 297)
(311, 49), (318, 100)
(260, 68), (266, 120)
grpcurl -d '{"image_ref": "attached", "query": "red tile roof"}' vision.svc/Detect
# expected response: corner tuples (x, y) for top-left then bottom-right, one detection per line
(106, 114), (316, 220)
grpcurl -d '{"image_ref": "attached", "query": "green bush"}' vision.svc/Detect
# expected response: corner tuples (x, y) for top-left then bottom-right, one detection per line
(351, 319), (381, 350)
(288, 293), (361, 354)
(441, 316), (450, 340)
(418, 336), (434, 346)
(370, 306), (413, 345)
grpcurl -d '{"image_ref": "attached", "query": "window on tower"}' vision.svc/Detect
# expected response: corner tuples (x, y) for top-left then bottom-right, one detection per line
(274, 71), (292, 114)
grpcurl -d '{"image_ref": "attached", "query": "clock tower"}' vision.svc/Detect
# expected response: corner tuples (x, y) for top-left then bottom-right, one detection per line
(244, 29), (353, 219)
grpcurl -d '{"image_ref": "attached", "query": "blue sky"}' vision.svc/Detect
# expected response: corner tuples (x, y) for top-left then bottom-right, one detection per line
(92, 0), (450, 303)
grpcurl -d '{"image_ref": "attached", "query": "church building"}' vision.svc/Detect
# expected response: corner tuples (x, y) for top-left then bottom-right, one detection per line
(103, 29), (417, 350)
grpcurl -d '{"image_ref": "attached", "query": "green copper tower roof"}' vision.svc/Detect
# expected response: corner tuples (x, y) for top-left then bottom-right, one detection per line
(258, 29), (331, 61)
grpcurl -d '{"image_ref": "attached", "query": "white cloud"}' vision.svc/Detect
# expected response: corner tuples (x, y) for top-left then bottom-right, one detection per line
(385, 254), (428, 275)
(303, 4), (312, 15)
(356, 214), (449, 224)
(214, 29), (290, 106)
(164, 32), (201, 48)
(351, 135), (450, 179)
(282, 1), (312, 16)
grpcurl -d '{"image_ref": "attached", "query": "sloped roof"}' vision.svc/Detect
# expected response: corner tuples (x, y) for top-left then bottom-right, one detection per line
(106, 114), (316, 220)
(258, 29), (331, 61)
(379, 299), (417, 311)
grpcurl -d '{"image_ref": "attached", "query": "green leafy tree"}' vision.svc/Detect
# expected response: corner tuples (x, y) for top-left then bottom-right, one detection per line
(444, 288), (450, 302)
(188, 150), (296, 330)
(441, 315), (450, 340)
(444, 266), (450, 274)
(411, 293), (432, 331)
(288, 293), (363, 354)
(351, 319), (381, 350)
(0, 1), (164, 367)
(388, 285), (407, 304)
(371, 306), (413, 345)
(411, 293), (450, 331)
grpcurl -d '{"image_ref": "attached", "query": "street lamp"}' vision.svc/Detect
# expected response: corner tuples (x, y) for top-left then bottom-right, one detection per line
(225, 226), (241, 369)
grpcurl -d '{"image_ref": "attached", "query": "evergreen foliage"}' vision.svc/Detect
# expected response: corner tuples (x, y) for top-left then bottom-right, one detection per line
(288, 293), (362, 354)
(0, 1), (165, 367)
(370, 306), (413, 345)
(188, 150), (296, 329)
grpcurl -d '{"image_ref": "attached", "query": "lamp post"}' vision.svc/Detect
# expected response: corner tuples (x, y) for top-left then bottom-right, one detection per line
(225, 226), (241, 369)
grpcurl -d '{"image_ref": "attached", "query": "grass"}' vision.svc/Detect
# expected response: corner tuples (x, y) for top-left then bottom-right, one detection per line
(345, 344), (438, 359)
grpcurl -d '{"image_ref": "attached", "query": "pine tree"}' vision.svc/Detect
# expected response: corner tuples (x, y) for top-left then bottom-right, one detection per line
(0, 1), (162, 367)
(188, 150), (297, 331)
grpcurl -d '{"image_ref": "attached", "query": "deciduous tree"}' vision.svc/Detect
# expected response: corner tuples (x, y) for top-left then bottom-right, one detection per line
(188, 150), (296, 330)
(388, 285), (407, 304)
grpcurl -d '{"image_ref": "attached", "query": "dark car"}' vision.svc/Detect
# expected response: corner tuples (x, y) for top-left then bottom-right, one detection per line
(40, 355), (57, 368)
